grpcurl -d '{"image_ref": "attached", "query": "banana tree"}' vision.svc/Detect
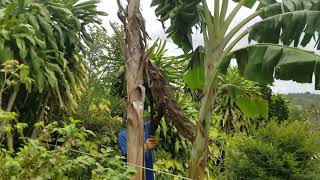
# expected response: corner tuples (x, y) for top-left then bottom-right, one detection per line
(152, 0), (320, 179)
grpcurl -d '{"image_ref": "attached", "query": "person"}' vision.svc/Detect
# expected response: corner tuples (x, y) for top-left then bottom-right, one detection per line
(118, 121), (156, 180)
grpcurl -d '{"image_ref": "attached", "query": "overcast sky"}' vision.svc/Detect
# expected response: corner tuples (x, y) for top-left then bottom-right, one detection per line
(97, 0), (320, 94)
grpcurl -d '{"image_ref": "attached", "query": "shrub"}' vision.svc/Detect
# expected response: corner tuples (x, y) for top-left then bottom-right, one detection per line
(0, 118), (135, 180)
(221, 121), (320, 179)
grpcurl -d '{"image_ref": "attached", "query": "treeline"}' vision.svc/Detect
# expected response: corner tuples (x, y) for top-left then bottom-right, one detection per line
(286, 92), (320, 109)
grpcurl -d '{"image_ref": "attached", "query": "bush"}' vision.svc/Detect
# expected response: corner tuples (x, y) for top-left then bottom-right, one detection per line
(0, 118), (135, 180)
(221, 121), (320, 179)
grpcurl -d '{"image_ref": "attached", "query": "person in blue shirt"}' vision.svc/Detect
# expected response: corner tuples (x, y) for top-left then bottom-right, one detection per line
(118, 121), (156, 180)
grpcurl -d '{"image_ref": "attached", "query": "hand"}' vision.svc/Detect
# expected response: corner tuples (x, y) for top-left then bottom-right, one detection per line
(144, 136), (156, 151)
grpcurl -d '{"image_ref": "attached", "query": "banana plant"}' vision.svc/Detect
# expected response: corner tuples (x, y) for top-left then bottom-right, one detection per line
(152, 0), (320, 179)
(149, 41), (189, 87)
(0, 0), (105, 135)
(214, 68), (267, 134)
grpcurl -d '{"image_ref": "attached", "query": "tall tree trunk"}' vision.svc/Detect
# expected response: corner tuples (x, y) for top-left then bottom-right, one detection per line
(32, 93), (50, 138)
(0, 89), (18, 142)
(116, 0), (148, 179)
(189, 50), (222, 179)
(6, 89), (18, 112)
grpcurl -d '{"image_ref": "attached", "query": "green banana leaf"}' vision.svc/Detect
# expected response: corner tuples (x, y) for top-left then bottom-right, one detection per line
(219, 44), (320, 89)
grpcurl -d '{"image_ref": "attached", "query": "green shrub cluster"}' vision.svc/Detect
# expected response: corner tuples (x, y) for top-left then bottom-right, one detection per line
(220, 121), (320, 179)
(0, 118), (135, 180)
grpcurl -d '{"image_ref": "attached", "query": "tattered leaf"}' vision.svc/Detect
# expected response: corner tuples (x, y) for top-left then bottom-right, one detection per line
(220, 44), (320, 89)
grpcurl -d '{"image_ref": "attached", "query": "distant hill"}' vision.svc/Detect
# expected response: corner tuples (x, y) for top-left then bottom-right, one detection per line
(285, 92), (320, 109)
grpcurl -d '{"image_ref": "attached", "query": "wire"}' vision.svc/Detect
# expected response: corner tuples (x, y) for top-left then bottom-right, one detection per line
(47, 144), (192, 180)
(45, 144), (320, 179)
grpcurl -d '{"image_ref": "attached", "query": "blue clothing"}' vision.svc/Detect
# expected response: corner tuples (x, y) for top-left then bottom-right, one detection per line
(118, 121), (154, 180)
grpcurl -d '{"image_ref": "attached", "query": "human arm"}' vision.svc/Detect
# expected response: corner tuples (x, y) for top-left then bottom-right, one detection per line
(118, 130), (156, 154)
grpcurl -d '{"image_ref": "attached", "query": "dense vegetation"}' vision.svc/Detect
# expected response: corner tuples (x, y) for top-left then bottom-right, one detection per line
(0, 0), (320, 180)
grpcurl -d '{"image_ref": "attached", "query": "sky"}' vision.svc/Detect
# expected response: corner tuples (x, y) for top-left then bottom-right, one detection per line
(97, 0), (320, 94)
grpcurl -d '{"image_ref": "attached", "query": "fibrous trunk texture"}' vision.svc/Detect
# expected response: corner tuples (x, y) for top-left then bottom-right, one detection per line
(116, 0), (148, 179)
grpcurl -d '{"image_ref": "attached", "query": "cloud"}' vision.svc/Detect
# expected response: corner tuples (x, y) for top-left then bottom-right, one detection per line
(97, 0), (319, 94)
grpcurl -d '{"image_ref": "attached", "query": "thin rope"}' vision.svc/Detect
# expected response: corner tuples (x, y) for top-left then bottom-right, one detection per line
(49, 145), (192, 180)
(46, 144), (320, 179)
(123, 160), (192, 180)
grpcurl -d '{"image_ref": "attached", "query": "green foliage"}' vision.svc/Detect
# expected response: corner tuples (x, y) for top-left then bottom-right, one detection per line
(154, 153), (186, 180)
(150, 41), (188, 87)
(152, 1), (320, 177)
(220, 44), (320, 89)
(153, 92), (199, 178)
(0, 0), (105, 132)
(258, 83), (289, 122)
(268, 95), (289, 122)
(74, 26), (125, 146)
(220, 121), (320, 179)
(286, 92), (320, 124)
(0, 118), (135, 179)
(249, 0), (320, 49)
(183, 46), (205, 90)
(214, 68), (268, 134)
(0, 60), (32, 93)
(151, 0), (202, 53)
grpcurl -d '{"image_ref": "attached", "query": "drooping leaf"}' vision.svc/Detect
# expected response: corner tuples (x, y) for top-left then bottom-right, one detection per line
(184, 65), (205, 90)
(30, 3), (51, 21)
(13, 33), (36, 46)
(53, 24), (65, 50)
(0, 47), (14, 63)
(249, 0), (320, 49)
(220, 44), (320, 89)
(28, 15), (40, 32)
(30, 48), (45, 92)
(0, 0), (104, 114)
(183, 46), (205, 89)
(1, 29), (10, 40)
(16, 38), (28, 59)
(152, 0), (201, 53)
(0, 8), (5, 19)
(37, 15), (54, 38)
(0, 39), (4, 49)
(19, 65), (32, 92)
(34, 36), (46, 49)
(49, 5), (73, 16)
(16, 24), (36, 35)
(236, 95), (268, 119)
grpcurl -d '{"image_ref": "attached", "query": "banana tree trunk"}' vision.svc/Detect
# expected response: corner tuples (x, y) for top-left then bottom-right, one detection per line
(189, 51), (221, 179)
(126, 62), (145, 180)
(116, 0), (147, 179)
